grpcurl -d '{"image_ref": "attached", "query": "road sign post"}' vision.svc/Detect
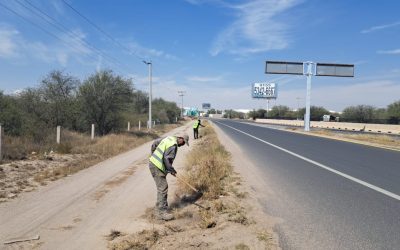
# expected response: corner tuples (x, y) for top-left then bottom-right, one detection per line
(265, 61), (354, 131)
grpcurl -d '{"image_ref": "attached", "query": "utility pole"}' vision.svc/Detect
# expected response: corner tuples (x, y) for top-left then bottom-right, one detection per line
(143, 60), (152, 129)
(178, 91), (185, 118)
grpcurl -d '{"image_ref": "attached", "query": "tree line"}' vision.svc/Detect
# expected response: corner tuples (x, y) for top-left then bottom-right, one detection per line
(234, 102), (400, 124)
(0, 70), (181, 139)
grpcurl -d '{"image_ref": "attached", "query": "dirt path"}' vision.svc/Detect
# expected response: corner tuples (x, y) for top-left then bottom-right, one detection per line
(0, 124), (191, 250)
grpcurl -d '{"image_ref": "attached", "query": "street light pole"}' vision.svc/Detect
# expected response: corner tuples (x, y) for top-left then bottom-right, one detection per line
(143, 60), (152, 129)
(178, 91), (185, 118)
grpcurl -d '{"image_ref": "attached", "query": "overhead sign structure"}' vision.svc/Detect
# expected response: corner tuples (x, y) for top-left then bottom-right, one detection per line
(202, 103), (211, 109)
(316, 63), (354, 77)
(265, 60), (354, 131)
(265, 61), (303, 75)
(252, 82), (278, 99)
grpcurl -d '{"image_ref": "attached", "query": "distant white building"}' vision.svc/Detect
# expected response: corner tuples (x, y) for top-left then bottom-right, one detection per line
(234, 109), (251, 113)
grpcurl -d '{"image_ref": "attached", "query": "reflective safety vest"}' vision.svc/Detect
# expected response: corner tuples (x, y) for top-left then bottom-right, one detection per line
(193, 120), (200, 129)
(149, 136), (177, 172)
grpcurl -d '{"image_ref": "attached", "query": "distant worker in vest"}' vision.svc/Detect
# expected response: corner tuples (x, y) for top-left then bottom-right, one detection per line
(193, 118), (205, 139)
(149, 134), (189, 221)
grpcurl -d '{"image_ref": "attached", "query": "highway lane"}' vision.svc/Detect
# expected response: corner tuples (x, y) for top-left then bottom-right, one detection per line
(212, 119), (400, 250)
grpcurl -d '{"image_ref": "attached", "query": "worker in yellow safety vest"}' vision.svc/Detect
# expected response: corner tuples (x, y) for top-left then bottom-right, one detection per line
(149, 134), (189, 221)
(193, 118), (205, 139)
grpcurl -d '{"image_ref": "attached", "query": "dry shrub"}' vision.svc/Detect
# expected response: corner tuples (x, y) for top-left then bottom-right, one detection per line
(181, 124), (232, 199)
(235, 243), (250, 250)
(107, 230), (125, 241)
(108, 229), (161, 250)
(199, 209), (217, 229)
(173, 208), (194, 220)
(213, 199), (226, 213)
(257, 230), (274, 243)
(224, 202), (249, 225)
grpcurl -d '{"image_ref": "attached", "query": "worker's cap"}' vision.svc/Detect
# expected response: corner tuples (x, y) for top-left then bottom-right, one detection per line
(181, 134), (189, 146)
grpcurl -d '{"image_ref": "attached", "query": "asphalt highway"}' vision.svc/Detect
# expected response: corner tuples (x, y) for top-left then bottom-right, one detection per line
(212, 119), (400, 250)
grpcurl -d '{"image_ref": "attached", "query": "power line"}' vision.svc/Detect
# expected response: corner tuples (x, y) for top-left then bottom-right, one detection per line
(14, 0), (132, 73)
(0, 1), (126, 76)
(61, 0), (146, 62)
(0, 2), (74, 50)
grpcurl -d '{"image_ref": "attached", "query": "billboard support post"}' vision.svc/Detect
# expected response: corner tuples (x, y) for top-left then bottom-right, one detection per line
(304, 62), (315, 131)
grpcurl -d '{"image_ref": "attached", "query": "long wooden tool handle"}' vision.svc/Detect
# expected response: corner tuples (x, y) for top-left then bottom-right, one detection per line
(175, 175), (199, 193)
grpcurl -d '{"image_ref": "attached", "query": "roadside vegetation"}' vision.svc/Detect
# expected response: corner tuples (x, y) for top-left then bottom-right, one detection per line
(0, 123), (182, 202)
(107, 121), (278, 249)
(224, 102), (400, 124)
(0, 69), (184, 201)
(306, 129), (400, 149)
(0, 69), (181, 160)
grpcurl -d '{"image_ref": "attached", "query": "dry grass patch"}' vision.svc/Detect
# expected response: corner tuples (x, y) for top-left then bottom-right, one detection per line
(235, 243), (251, 250)
(108, 121), (278, 249)
(199, 209), (217, 229)
(0, 123), (184, 202)
(108, 229), (162, 250)
(257, 230), (274, 244)
(226, 203), (250, 225)
(285, 126), (400, 150)
(178, 125), (232, 199)
(337, 133), (400, 148)
(301, 128), (400, 149)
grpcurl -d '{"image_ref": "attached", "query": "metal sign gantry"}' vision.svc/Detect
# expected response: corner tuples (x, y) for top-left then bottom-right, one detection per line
(265, 61), (354, 131)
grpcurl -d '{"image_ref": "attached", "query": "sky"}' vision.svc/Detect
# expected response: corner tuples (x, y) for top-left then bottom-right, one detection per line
(0, 0), (399, 112)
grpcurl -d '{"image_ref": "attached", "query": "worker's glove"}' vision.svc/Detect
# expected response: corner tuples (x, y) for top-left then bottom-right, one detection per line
(170, 169), (177, 176)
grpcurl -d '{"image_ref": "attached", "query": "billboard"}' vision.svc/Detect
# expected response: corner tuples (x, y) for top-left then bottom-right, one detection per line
(252, 82), (277, 99)
(202, 103), (211, 109)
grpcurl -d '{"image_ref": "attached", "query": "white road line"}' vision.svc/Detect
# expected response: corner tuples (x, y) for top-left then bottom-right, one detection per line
(215, 120), (400, 201)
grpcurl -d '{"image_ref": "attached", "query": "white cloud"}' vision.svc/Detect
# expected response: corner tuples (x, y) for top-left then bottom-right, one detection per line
(184, 0), (224, 5)
(377, 49), (400, 55)
(126, 42), (178, 60)
(0, 25), (20, 58)
(184, 0), (203, 5)
(210, 0), (302, 56)
(150, 77), (400, 112)
(361, 21), (400, 34)
(0, 24), (95, 66)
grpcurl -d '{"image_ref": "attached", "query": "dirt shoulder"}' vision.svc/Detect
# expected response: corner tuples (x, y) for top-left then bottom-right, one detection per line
(1, 120), (280, 249)
(107, 121), (281, 249)
(0, 124), (183, 203)
(0, 123), (191, 250)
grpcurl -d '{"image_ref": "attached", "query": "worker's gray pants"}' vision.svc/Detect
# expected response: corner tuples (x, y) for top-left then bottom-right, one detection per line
(149, 163), (168, 212)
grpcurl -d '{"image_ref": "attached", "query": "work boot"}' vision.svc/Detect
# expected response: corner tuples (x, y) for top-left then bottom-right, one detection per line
(155, 210), (174, 221)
